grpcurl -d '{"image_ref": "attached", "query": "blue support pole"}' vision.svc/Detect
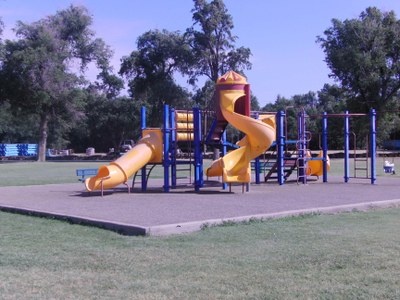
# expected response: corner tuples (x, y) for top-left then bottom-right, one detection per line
(254, 112), (261, 184)
(370, 108), (376, 184)
(170, 108), (177, 189)
(322, 112), (328, 183)
(344, 110), (350, 183)
(277, 110), (285, 185)
(254, 157), (261, 184)
(141, 106), (146, 129)
(221, 131), (228, 190)
(141, 106), (147, 191)
(193, 107), (204, 191)
(163, 104), (170, 192)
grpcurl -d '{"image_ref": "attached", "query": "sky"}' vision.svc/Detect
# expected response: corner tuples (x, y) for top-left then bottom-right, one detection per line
(1, 0), (400, 106)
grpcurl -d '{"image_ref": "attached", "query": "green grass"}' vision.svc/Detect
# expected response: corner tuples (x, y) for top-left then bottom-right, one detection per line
(0, 159), (212, 187)
(0, 157), (397, 187)
(0, 209), (399, 299)
(0, 162), (105, 186)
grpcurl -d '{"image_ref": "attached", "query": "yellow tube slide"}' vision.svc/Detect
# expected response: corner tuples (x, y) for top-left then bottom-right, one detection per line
(206, 89), (276, 183)
(306, 150), (331, 177)
(85, 129), (163, 191)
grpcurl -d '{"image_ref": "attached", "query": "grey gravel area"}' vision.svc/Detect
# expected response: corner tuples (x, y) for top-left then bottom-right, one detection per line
(0, 176), (399, 236)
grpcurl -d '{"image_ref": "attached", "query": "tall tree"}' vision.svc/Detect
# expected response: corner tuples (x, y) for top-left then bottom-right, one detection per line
(69, 94), (141, 153)
(120, 29), (193, 125)
(317, 7), (400, 112)
(0, 17), (3, 37)
(0, 17), (4, 101)
(0, 6), (112, 161)
(185, 0), (252, 84)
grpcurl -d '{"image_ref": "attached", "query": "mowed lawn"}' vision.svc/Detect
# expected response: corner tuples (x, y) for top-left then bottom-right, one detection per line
(1, 159), (399, 298)
(0, 209), (399, 299)
(0, 157), (399, 187)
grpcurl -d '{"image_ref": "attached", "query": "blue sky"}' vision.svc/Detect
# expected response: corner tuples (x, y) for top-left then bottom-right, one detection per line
(1, 0), (400, 106)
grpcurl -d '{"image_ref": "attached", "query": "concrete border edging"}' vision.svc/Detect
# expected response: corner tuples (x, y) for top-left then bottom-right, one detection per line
(148, 199), (400, 236)
(0, 205), (148, 236)
(1, 199), (400, 236)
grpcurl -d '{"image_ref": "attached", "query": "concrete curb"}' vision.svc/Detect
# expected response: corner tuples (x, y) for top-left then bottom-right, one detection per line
(0, 205), (148, 236)
(147, 198), (400, 236)
(4, 198), (399, 236)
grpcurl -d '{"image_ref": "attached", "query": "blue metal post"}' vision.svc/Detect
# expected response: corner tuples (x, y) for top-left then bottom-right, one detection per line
(141, 106), (146, 129)
(193, 107), (204, 191)
(344, 110), (350, 183)
(322, 112), (328, 183)
(221, 131), (228, 190)
(255, 158), (260, 184)
(370, 109), (376, 184)
(141, 106), (147, 191)
(277, 110), (285, 185)
(170, 108), (177, 188)
(163, 104), (170, 192)
(253, 112), (261, 184)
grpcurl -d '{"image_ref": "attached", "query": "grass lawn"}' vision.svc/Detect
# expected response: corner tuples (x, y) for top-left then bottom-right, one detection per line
(0, 159), (212, 187)
(1, 157), (398, 187)
(0, 161), (106, 186)
(0, 158), (399, 298)
(0, 209), (399, 299)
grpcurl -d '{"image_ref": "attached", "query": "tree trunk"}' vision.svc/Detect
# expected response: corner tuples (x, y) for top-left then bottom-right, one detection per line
(37, 114), (49, 162)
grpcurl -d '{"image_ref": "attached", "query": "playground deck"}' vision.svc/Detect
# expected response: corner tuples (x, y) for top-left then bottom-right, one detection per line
(0, 176), (399, 236)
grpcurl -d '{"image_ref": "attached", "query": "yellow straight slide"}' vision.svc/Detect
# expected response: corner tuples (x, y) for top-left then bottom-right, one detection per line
(85, 129), (162, 191)
(206, 88), (276, 183)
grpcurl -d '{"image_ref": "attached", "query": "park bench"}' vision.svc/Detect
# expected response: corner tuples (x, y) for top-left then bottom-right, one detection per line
(76, 168), (98, 182)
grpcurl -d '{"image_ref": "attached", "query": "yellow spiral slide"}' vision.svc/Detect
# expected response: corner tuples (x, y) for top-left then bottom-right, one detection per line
(85, 129), (162, 192)
(206, 80), (276, 183)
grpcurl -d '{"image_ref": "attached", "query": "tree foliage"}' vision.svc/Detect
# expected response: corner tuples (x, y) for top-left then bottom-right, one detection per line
(317, 7), (400, 142)
(0, 5), (112, 160)
(68, 94), (141, 153)
(318, 7), (400, 111)
(0, 17), (3, 38)
(120, 29), (193, 125)
(185, 0), (252, 83)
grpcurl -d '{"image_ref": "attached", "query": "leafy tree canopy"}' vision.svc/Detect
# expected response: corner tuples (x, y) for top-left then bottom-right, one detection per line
(185, 0), (252, 84)
(0, 17), (3, 38)
(120, 29), (193, 125)
(317, 7), (400, 113)
(120, 29), (192, 97)
(0, 5), (112, 160)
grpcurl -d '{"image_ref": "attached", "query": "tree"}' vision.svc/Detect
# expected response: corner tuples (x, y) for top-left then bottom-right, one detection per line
(0, 17), (4, 101)
(185, 0), (252, 84)
(251, 94), (261, 111)
(0, 6), (112, 161)
(0, 17), (3, 38)
(68, 94), (141, 153)
(317, 7), (400, 143)
(120, 29), (193, 125)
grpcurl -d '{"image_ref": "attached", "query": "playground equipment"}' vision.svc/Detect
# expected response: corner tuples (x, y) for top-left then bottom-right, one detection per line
(294, 110), (376, 184)
(206, 71), (276, 184)
(85, 129), (163, 192)
(83, 70), (377, 195)
(306, 150), (330, 177)
(85, 104), (204, 194)
(261, 108), (377, 185)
